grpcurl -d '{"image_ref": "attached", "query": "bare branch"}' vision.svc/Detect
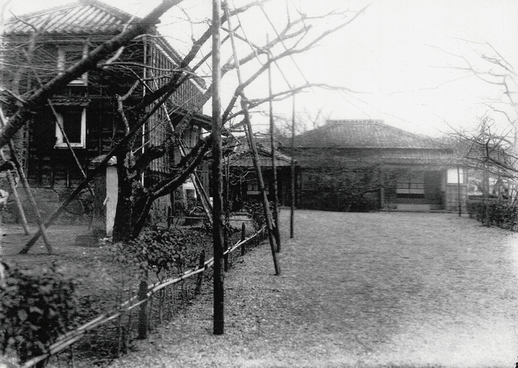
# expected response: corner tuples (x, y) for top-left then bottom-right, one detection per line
(0, 0), (185, 148)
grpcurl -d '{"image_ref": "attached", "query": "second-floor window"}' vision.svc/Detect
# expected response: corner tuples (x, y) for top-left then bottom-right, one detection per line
(55, 107), (87, 149)
(57, 45), (88, 85)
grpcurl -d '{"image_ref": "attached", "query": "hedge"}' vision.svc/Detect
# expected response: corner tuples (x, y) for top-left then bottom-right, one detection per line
(466, 199), (518, 231)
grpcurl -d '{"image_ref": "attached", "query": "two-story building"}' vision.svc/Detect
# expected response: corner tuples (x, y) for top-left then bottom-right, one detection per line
(1, 0), (210, 231)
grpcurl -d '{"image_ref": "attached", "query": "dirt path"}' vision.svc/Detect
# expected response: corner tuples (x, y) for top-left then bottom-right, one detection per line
(110, 211), (518, 368)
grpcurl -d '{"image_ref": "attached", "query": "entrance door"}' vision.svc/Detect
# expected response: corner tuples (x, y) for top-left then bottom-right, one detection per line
(424, 171), (443, 205)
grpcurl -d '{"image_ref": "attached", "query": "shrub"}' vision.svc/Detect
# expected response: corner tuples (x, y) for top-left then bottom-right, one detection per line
(466, 199), (518, 231)
(0, 262), (79, 367)
(242, 201), (277, 230)
(117, 227), (207, 280)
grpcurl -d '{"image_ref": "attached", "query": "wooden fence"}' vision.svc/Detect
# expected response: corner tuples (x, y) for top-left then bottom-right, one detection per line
(18, 225), (266, 368)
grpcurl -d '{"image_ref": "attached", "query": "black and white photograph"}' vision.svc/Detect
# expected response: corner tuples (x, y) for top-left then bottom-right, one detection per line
(0, 0), (517, 367)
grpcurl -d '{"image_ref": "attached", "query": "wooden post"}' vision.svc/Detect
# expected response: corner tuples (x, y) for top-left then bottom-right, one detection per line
(7, 141), (53, 254)
(457, 165), (462, 217)
(212, 0), (225, 335)
(0, 159), (29, 234)
(137, 279), (148, 339)
(0, 109), (52, 252)
(178, 140), (213, 225)
(290, 95), (296, 239)
(224, 2), (280, 276)
(267, 45), (281, 252)
(240, 222), (246, 256)
(0, 111), (29, 234)
(195, 250), (206, 295)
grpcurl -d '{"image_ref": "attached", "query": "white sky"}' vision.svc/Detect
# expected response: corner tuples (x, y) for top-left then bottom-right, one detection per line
(2, 0), (518, 137)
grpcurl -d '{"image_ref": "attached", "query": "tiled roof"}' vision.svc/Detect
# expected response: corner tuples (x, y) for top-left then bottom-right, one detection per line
(294, 120), (445, 150)
(3, 0), (143, 36)
(227, 136), (293, 168)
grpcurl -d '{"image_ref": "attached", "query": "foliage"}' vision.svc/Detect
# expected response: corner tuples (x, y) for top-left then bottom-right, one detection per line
(466, 198), (518, 230)
(299, 165), (391, 212)
(0, 262), (80, 366)
(242, 201), (277, 230)
(115, 227), (207, 280)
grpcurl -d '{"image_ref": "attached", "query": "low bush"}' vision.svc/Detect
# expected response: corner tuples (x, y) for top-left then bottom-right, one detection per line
(242, 201), (277, 230)
(466, 199), (518, 230)
(115, 227), (208, 281)
(0, 262), (80, 367)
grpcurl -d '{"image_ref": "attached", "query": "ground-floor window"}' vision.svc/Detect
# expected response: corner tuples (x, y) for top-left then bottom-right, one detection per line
(446, 167), (466, 184)
(396, 171), (425, 198)
(54, 107), (86, 148)
(247, 181), (269, 195)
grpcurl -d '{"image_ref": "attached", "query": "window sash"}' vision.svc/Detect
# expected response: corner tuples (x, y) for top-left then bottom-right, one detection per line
(55, 108), (86, 148)
(447, 167), (465, 184)
(57, 45), (88, 85)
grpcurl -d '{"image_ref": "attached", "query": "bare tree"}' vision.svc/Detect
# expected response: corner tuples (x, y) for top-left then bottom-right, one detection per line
(444, 42), (518, 202)
(0, 1), (368, 246)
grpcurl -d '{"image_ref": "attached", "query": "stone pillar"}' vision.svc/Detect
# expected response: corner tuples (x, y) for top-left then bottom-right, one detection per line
(90, 156), (118, 237)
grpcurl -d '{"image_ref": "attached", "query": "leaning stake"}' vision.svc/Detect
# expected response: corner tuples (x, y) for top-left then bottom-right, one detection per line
(223, 2), (280, 275)
(212, 0), (225, 335)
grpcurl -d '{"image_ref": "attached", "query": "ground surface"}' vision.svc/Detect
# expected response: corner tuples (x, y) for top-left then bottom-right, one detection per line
(103, 210), (518, 368)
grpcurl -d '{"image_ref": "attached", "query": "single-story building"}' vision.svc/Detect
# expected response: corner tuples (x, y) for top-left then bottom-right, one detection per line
(289, 120), (466, 212)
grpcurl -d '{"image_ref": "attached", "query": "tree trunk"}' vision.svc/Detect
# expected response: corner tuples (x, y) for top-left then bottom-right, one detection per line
(112, 150), (136, 243)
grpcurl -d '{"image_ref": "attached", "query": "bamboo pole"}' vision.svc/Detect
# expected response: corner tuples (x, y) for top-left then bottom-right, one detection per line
(267, 44), (281, 252)
(223, 2), (280, 275)
(7, 140), (53, 254)
(0, 109), (52, 253)
(212, 0), (225, 335)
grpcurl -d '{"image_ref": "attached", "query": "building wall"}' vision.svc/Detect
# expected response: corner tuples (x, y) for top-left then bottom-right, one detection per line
(290, 147), (459, 212)
(445, 184), (468, 212)
(1, 34), (206, 225)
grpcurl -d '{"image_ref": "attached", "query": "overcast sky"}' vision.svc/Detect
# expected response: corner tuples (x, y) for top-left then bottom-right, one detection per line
(2, 0), (518, 137)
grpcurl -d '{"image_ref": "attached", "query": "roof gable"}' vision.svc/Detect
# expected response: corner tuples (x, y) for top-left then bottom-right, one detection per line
(294, 120), (444, 150)
(3, 0), (144, 36)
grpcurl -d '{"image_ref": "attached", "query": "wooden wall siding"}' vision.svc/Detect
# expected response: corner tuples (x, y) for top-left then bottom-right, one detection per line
(292, 147), (453, 169)
(146, 40), (205, 177)
(147, 41), (175, 176)
(2, 32), (210, 223)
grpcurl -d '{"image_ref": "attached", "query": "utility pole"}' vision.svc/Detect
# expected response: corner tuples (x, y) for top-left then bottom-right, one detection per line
(212, 0), (225, 335)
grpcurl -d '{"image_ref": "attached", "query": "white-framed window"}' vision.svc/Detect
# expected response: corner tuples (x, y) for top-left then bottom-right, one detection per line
(55, 107), (87, 149)
(57, 44), (88, 85)
(447, 167), (465, 184)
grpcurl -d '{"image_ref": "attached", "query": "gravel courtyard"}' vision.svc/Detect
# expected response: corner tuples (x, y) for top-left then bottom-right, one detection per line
(110, 211), (518, 368)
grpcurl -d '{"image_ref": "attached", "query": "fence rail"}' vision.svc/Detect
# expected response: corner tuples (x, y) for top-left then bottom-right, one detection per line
(19, 226), (266, 368)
